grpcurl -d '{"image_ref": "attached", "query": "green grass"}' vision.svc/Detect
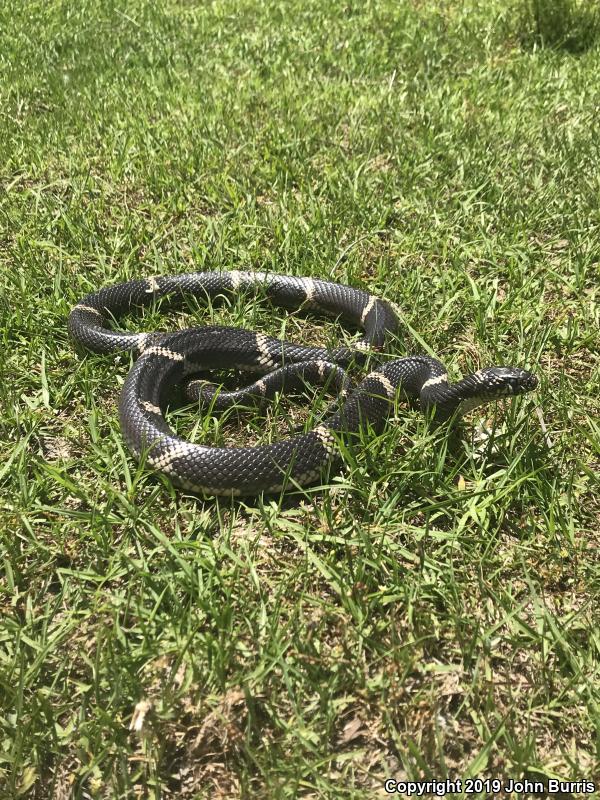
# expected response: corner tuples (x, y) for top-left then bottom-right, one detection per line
(1, 0), (599, 797)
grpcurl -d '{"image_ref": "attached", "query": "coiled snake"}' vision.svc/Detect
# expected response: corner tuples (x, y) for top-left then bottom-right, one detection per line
(69, 271), (537, 495)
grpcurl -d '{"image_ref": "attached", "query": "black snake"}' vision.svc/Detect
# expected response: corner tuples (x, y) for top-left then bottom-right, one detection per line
(68, 271), (537, 496)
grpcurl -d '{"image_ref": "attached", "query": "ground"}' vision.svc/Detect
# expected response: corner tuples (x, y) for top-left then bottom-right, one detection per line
(0, 0), (599, 797)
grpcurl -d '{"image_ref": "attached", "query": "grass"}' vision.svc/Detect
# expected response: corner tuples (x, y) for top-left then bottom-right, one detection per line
(0, 0), (599, 796)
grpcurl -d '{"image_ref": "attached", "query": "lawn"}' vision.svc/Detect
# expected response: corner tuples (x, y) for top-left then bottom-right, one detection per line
(1, 0), (599, 797)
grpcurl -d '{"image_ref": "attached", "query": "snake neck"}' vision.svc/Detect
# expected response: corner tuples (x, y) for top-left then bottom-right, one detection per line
(420, 376), (483, 420)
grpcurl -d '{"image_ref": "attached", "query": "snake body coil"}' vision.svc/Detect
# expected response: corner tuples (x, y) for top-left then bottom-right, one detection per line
(69, 271), (537, 495)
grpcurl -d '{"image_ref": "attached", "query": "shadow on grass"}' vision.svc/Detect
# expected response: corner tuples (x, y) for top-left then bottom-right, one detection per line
(518, 0), (600, 54)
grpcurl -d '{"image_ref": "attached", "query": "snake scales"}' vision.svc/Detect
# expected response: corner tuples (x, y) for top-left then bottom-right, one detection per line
(68, 271), (537, 496)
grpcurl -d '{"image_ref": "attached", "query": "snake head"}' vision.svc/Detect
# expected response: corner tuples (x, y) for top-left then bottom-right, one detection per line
(438, 365), (539, 420)
(474, 367), (538, 398)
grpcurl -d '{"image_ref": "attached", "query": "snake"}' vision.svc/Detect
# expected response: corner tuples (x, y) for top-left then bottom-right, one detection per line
(68, 271), (538, 496)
